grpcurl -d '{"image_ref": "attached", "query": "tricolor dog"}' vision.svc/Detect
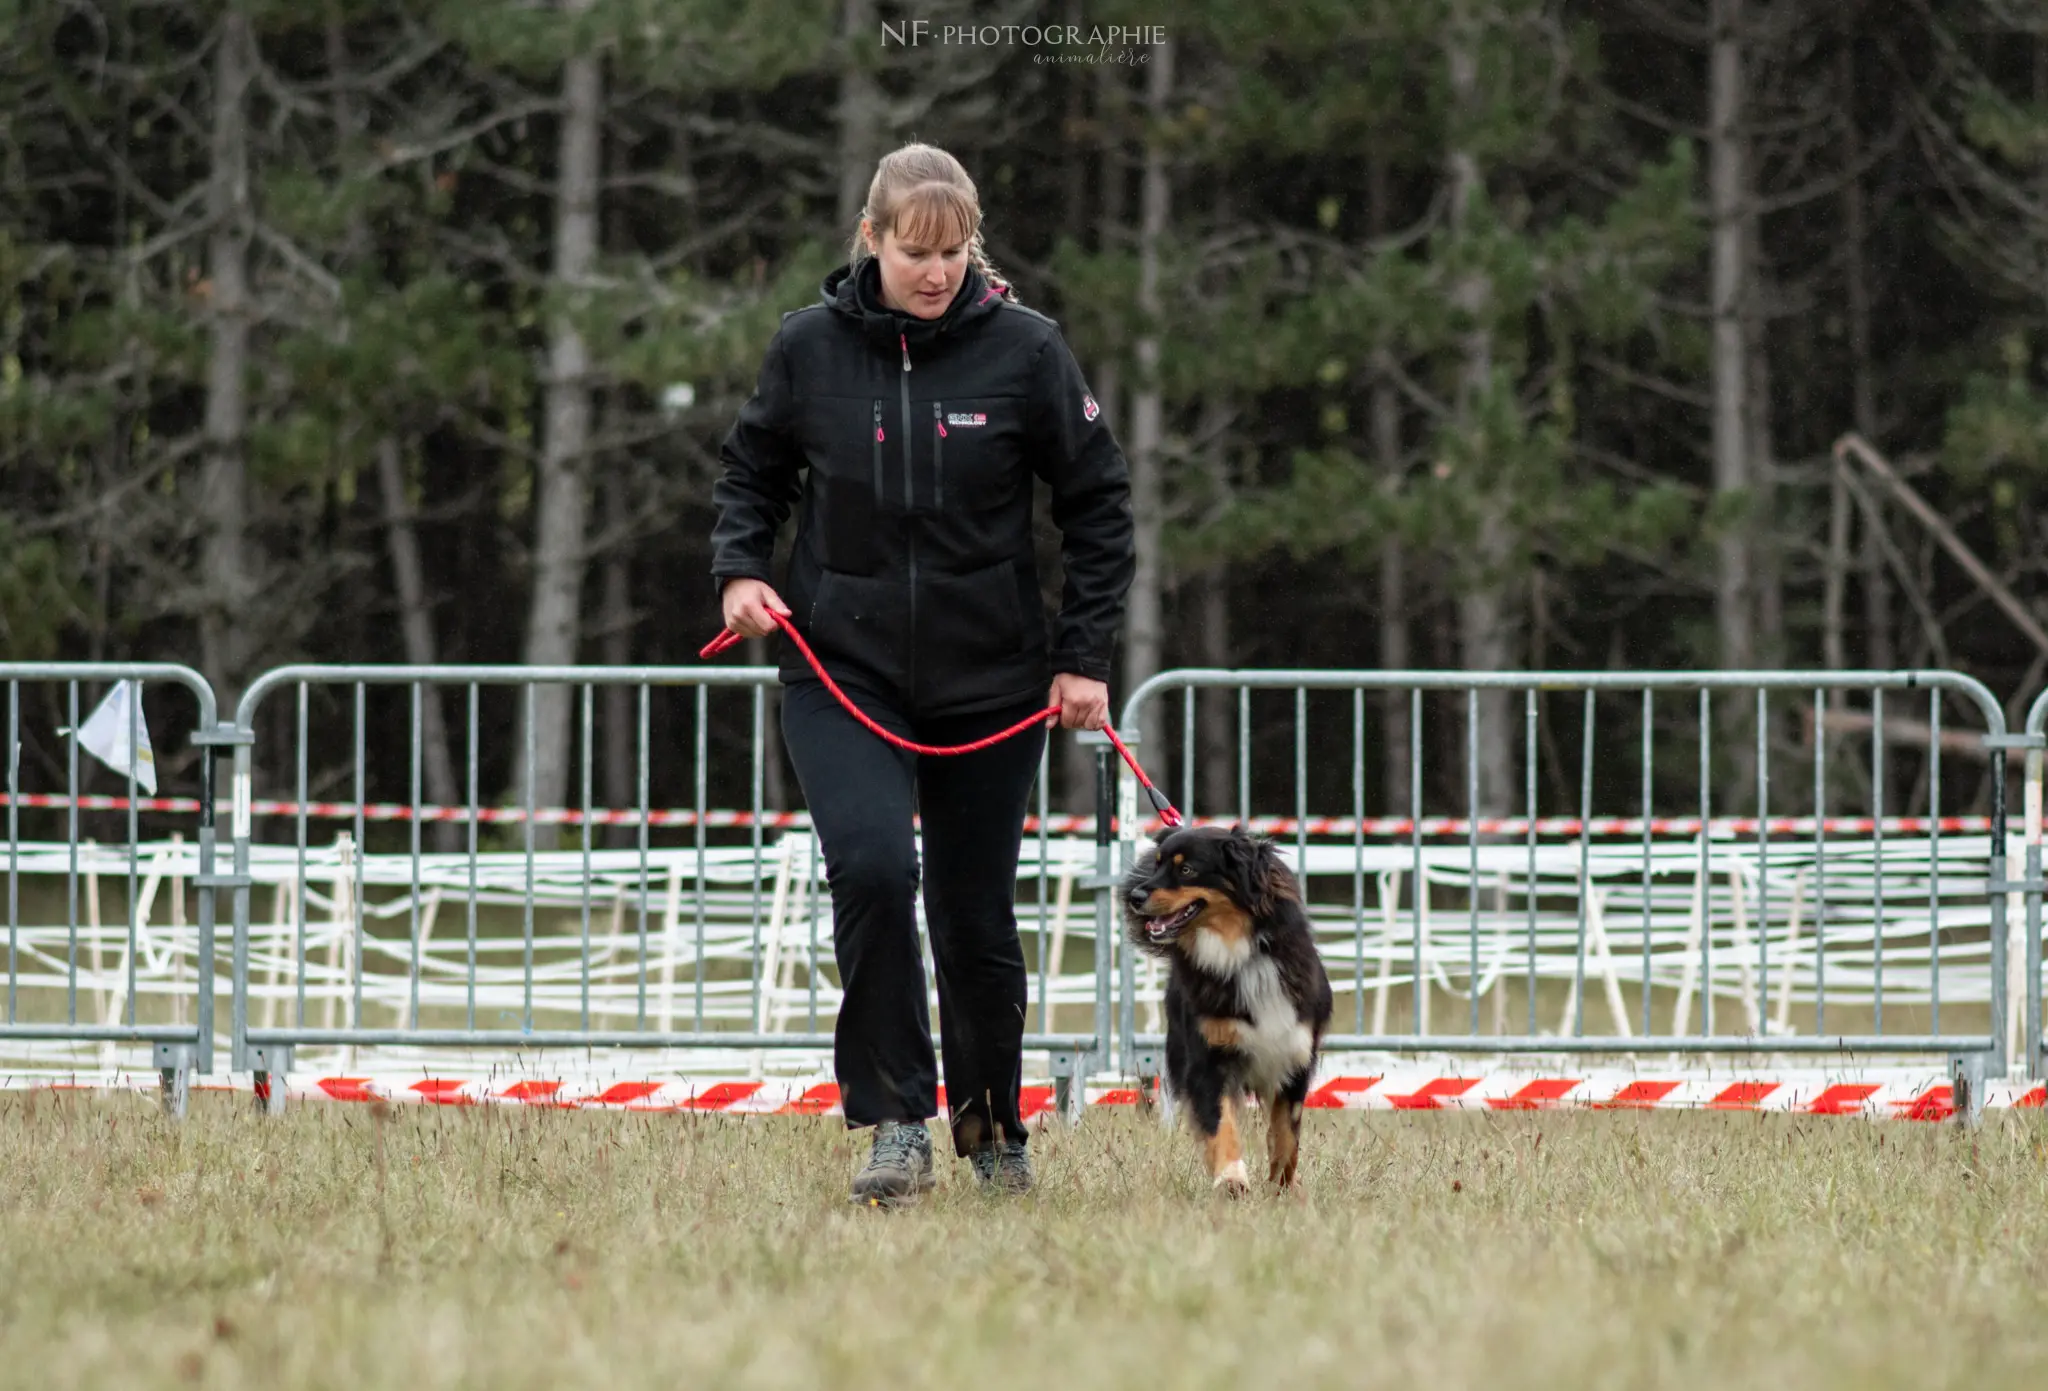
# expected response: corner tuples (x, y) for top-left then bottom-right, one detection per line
(1123, 826), (1334, 1194)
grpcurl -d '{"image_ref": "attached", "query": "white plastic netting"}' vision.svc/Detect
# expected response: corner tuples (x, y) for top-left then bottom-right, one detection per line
(0, 824), (2024, 1080)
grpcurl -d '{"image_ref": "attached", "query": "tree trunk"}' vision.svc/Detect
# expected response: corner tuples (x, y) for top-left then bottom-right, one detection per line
(375, 440), (462, 850)
(1709, 0), (1753, 674)
(1096, 60), (1128, 243)
(100, 11), (136, 671)
(1745, 211), (1779, 668)
(1710, 0), (1758, 802)
(836, 0), (881, 228)
(1192, 394), (1234, 817)
(198, 4), (255, 709)
(1370, 152), (1411, 813)
(1446, 3), (1516, 816)
(1377, 449), (1411, 814)
(1823, 456), (1852, 673)
(1059, 0), (1090, 244)
(600, 472), (635, 847)
(1199, 567), (1232, 815)
(516, 12), (602, 842)
(1123, 36), (1173, 767)
(1839, 35), (1891, 671)
(1063, 59), (1131, 817)
(1826, 32), (1875, 690)
(1458, 576), (1518, 817)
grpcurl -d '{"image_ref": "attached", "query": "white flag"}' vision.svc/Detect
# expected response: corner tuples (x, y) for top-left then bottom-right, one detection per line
(66, 681), (157, 795)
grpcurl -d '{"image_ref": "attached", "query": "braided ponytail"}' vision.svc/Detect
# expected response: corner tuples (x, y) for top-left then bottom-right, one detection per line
(969, 231), (1017, 302)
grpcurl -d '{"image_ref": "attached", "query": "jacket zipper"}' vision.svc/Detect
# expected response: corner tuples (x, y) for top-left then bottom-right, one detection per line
(932, 401), (946, 510)
(899, 331), (918, 699)
(898, 332), (915, 512)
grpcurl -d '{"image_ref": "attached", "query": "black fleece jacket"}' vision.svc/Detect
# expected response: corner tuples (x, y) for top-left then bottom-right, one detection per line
(709, 257), (1135, 716)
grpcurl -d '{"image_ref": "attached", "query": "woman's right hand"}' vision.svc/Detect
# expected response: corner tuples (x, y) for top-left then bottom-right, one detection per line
(721, 577), (792, 639)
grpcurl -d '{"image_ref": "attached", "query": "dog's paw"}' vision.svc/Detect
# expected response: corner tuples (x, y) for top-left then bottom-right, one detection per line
(1212, 1159), (1251, 1199)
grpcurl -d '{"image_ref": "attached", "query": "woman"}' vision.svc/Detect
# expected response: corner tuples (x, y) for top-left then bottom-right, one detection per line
(710, 143), (1135, 1203)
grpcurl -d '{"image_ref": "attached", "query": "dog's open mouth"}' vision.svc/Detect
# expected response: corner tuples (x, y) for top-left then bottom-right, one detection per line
(1143, 898), (1205, 940)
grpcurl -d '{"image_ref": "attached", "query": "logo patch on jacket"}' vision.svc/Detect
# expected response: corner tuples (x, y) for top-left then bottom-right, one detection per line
(1082, 392), (1099, 421)
(945, 412), (987, 427)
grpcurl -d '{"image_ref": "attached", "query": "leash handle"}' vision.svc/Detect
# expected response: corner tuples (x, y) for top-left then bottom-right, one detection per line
(701, 615), (1184, 829)
(700, 627), (745, 660)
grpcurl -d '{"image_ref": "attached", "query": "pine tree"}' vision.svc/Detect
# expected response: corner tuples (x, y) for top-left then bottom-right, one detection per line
(1185, 0), (1697, 813)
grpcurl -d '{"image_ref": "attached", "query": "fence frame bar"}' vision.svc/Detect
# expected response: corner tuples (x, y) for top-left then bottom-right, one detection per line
(1120, 668), (2013, 1071)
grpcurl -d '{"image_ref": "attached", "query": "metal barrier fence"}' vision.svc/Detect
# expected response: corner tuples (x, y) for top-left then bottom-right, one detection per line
(225, 666), (1110, 1114)
(7, 659), (2047, 1125)
(1, 664), (225, 1115)
(1113, 670), (2021, 1108)
(2022, 690), (2048, 1083)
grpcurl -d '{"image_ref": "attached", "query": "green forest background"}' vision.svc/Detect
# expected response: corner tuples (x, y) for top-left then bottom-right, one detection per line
(4, 0), (2047, 823)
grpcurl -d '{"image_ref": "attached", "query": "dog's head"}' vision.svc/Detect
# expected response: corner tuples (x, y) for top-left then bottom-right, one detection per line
(1122, 825), (1298, 964)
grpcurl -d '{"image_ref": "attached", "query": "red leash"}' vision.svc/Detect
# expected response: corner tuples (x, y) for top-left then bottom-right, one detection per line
(700, 615), (1183, 828)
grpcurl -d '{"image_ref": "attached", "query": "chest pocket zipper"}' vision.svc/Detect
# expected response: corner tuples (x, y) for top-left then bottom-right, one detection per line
(932, 402), (947, 510)
(872, 400), (884, 502)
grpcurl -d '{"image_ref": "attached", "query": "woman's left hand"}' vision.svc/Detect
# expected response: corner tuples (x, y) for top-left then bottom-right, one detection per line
(1048, 673), (1110, 731)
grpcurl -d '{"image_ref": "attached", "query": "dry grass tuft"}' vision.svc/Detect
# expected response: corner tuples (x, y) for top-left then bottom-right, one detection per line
(2, 1095), (2046, 1388)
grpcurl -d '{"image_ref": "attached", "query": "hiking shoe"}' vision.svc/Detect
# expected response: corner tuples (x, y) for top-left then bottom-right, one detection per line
(850, 1120), (935, 1206)
(968, 1139), (1033, 1194)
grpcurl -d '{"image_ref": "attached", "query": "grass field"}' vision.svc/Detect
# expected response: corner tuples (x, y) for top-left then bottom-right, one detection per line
(3, 1098), (2047, 1389)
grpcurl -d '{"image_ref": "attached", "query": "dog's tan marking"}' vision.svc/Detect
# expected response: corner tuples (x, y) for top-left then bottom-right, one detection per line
(1197, 1016), (1241, 1050)
(1265, 1093), (1303, 1188)
(1181, 898), (1252, 976)
(1140, 886), (1202, 917)
(1204, 1094), (1247, 1194)
(1179, 899), (1250, 953)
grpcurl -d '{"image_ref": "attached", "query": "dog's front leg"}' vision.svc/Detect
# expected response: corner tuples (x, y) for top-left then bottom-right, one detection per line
(1185, 1075), (1249, 1197)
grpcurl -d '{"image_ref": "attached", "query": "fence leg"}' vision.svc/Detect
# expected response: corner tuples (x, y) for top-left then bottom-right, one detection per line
(1050, 1048), (1085, 1125)
(2027, 743), (2043, 1082)
(1088, 739), (1116, 1108)
(251, 1044), (291, 1117)
(1950, 1051), (1988, 1130)
(1133, 1042), (1171, 1126)
(154, 1042), (194, 1121)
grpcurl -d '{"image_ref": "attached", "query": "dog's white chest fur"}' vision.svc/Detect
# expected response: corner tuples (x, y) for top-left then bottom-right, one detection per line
(1227, 956), (1314, 1095)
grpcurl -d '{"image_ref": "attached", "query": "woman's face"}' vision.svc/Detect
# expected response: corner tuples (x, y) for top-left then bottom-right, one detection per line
(863, 217), (969, 320)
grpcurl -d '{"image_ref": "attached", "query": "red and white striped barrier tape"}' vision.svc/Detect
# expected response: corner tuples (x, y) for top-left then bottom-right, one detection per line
(24, 1071), (2042, 1121)
(0, 794), (1995, 839)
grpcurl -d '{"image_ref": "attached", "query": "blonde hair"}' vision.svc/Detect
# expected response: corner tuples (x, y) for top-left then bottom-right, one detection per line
(848, 142), (1017, 302)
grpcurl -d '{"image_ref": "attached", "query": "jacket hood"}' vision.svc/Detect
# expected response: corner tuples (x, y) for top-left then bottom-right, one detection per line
(820, 256), (1011, 352)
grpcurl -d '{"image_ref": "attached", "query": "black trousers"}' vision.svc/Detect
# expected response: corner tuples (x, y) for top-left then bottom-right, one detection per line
(779, 678), (1048, 1156)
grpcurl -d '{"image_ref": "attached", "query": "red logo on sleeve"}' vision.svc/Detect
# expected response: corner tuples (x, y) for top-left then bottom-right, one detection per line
(1081, 392), (1099, 421)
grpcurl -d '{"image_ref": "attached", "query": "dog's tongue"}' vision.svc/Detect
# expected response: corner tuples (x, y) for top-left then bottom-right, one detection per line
(1146, 903), (1194, 938)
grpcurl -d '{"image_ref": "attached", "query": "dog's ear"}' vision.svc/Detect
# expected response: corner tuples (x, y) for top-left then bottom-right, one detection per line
(1219, 828), (1277, 917)
(1259, 837), (1302, 905)
(1220, 827), (1300, 920)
